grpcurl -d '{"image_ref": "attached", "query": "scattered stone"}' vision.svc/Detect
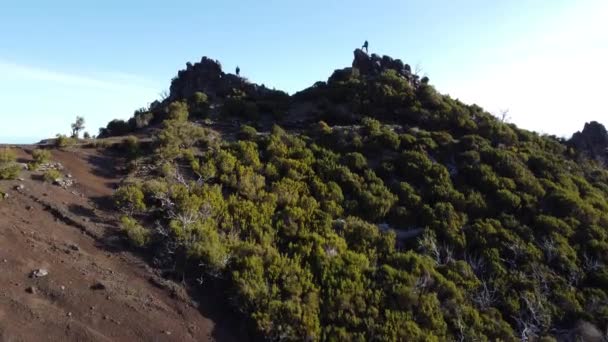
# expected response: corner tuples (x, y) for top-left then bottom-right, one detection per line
(25, 206), (32, 211)
(90, 282), (106, 290)
(31, 268), (48, 278)
(3, 259), (7, 263)
(25, 286), (37, 294)
(15, 184), (25, 191)
(38, 162), (64, 172)
(164, 331), (172, 336)
(66, 174), (72, 178)
(67, 312), (72, 317)
(60, 285), (66, 291)
(68, 243), (80, 251)
(54, 177), (74, 188)
(17, 177), (24, 181)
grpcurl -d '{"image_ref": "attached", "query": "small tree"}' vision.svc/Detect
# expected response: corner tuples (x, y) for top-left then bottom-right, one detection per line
(71, 116), (85, 138)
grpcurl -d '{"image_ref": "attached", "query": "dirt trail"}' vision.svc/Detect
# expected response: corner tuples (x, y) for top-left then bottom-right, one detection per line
(0, 147), (236, 342)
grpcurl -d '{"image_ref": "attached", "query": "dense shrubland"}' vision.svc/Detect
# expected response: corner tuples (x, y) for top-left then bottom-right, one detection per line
(108, 57), (608, 341)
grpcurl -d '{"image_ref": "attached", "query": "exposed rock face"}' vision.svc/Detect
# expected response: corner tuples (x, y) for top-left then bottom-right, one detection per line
(570, 121), (608, 166)
(169, 57), (225, 100)
(351, 48), (418, 85)
(168, 56), (275, 101)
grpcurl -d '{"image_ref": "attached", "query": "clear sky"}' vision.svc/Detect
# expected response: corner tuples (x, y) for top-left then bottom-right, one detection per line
(0, 0), (606, 143)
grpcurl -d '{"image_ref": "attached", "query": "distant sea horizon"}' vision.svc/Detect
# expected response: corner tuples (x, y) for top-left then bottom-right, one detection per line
(0, 136), (41, 144)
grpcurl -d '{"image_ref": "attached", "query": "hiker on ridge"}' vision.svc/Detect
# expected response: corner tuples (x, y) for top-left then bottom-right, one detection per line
(362, 40), (369, 53)
(236, 66), (240, 76)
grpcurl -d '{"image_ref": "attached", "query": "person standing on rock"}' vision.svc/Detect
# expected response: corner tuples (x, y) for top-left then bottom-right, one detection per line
(236, 66), (240, 76)
(362, 40), (369, 53)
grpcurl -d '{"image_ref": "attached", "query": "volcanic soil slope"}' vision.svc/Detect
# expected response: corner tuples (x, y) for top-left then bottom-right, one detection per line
(0, 147), (237, 342)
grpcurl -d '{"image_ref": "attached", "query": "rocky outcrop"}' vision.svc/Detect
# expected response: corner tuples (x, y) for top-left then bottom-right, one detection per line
(570, 121), (608, 166)
(169, 57), (225, 100)
(168, 56), (275, 101)
(351, 48), (419, 86)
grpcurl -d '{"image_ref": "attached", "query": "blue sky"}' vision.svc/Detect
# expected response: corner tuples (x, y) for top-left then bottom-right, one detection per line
(0, 0), (606, 142)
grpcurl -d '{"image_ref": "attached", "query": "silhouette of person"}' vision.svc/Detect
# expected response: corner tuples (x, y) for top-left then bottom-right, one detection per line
(236, 66), (240, 76)
(362, 40), (369, 53)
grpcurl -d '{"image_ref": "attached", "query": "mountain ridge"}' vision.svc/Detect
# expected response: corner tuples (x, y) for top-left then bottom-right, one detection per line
(7, 48), (607, 341)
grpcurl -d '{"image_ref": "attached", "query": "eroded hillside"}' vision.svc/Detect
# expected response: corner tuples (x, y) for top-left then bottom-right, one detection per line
(0, 147), (240, 341)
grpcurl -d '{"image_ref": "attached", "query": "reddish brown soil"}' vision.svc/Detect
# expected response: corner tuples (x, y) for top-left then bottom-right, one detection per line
(0, 147), (239, 341)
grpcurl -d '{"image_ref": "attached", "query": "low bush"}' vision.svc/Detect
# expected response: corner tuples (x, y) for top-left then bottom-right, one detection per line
(43, 169), (62, 183)
(55, 134), (75, 148)
(120, 216), (150, 247)
(0, 148), (20, 180)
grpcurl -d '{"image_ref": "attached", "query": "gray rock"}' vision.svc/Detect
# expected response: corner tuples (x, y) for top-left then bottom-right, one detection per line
(31, 268), (48, 278)
(573, 320), (604, 342)
(352, 48), (373, 75)
(570, 121), (608, 166)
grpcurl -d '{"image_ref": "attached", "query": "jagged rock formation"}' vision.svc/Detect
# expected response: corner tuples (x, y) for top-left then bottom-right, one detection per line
(570, 121), (608, 166)
(351, 48), (422, 86)
(168, 56), (274, 101)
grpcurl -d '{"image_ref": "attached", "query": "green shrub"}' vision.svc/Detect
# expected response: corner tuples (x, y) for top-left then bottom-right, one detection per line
(32, 149), (51, 164)
(238, 125), (258, 140)
(43, 169), (62, 183)
(0, 163), (20, 180)
(122, 135), (140, 159)
(0, 148), (16, 163)
(114, 184), (146, 213)
(29, 149), (52, 170)
(190, 92), (209, 118)
(167, 101), (189, 121)
(0, 148), (21, 180)
(120, 216), (150, 247)
(342, 152), (367, 171)
(99, 119), (131, 138)
(55, 134), (75, 148)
